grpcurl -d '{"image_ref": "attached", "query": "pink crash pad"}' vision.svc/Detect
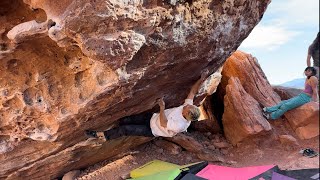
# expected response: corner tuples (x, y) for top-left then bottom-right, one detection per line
(196, 164), (275, 180)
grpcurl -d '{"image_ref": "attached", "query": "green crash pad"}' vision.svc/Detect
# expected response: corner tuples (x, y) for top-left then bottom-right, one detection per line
(130, 160), (181, 178)
(128, 168), (182, 180)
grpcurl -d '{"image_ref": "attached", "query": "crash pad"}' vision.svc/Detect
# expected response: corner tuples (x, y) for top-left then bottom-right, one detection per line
(181, 173), (208, 180)
(129, 160), (180, 178)
(196, 164), (275, 180)
(271, 172), (297, 180)
(277, 168), (320, 180)
(249, 166), (280, 180)
(181, 161), (209, 174)
(128, 168), (181, 180)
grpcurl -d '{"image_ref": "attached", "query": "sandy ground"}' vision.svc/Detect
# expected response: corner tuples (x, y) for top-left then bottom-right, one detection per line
(74, 120), (319, 180)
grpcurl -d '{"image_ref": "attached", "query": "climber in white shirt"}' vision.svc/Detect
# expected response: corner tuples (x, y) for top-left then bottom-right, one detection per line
(86, 71), (208, 140)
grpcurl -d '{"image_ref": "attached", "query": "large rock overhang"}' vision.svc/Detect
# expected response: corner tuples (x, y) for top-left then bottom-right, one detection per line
(0, 0), (270, 179)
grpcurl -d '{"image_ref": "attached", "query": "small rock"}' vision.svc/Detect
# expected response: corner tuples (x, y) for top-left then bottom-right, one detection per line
(62, 170), (80, 180)
(120, 173), (130, 180)
(203, 141), (211, 146)
(279, 135), (299, 146)
(1, 89), (9, 96)
(154, 140), (182, 155)
(226, 160), (237, 165)
(205, 132), (212, 137)
(132, 161), (138, 165)
(129, 151), (140, 155)
(186, 155), (193, 162)
(212, 135), (220, 143)
(213, 141), (230, 149)
(168, 0), (177, 5)
(197, 150), (225, 162)
(220, 149), (229, 155)
(156, 148), (164, 154)
(165, 133), (203, 153)
(208, 145), (216, 150)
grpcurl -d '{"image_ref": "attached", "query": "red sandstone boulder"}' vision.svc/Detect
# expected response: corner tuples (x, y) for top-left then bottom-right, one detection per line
(285, 102), (319, 130)
(154, 139), (182, 155)
(220, 51), (281, 107)
(273, 86), (302, 100)
(284, 102), (319, 139)
(295, 122), (319, 140)
(165, 133), (204, 153)
(222, 77), (272, 145)
(218, 51), (280, 144)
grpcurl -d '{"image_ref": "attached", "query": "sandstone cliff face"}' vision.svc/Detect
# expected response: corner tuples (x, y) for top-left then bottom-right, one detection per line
(0, 0), (270, 179)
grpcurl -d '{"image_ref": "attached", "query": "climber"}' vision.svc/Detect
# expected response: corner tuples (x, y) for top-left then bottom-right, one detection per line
(262, 67), (319, 120)
(85, 71), (209, 140)
(306, 32), (319, 78)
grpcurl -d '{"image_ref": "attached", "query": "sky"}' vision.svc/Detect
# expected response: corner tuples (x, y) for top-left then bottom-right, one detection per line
(239, 0), (319, 85)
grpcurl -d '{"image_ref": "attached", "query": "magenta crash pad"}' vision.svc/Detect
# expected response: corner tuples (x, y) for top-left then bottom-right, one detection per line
(196, 164), (275, 180)
(271, 172), (297, 180)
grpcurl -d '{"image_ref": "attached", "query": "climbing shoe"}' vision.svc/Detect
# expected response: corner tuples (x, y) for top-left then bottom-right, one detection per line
(302, 148), (318, 158)
(262, 111), (271, 120)
(262, 107), (267, 113)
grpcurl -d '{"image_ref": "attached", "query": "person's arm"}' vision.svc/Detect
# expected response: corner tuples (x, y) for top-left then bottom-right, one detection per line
(307, 45), (313, 67)
(307, 34), (319, 67)
(310, 77), (319, 102)
(158, 98), (168, 128)
(186, 71), (209, 100)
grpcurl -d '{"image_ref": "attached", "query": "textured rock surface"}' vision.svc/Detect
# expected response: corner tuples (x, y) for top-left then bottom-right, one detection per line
(192, 67), (223, 133)
(154, 139), (182, 155)
(273, 86), (302, 100)
(220, 51), (281, 107)
(196, 149), (225, 162)
(222, 77), (272, 145)
(0, 0), (270, 179)
(295, 122), (319, 140)
(165, 133), (204, 153)
(285, 102), (319, 130)
(213, 141), (231, 149)
(278, 135), (299, 146)
(62, 170), (80, 180)
(192, 98), (221, 133)
(284, 102), (319, 139)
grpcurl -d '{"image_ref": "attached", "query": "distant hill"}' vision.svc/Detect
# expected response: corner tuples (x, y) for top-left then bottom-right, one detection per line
(278, 78), (305, 89)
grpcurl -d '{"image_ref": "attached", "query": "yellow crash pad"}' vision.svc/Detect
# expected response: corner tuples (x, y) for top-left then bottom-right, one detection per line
(130, 160), (180, 178)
